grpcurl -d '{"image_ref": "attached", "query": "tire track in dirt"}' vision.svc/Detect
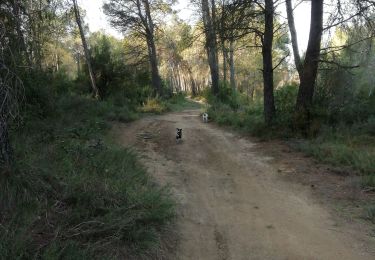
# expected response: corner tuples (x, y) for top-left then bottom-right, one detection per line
(113, 109), (375, 260)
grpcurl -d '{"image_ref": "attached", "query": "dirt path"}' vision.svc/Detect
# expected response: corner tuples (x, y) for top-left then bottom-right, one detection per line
(114, 109), (375, 260)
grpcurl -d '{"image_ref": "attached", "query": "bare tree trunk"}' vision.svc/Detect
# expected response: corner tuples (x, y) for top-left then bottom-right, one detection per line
(0, 119), (12, 168)
(222, 40), (228, 83)
(286, 0), (302, 76)
(142, 0), (162, 96)
(229, 39), (235, 90)
(202, 0), (219, 95)
(187, 65), (197, 96)
(13, 0), (32, 68)
(296, 0), (324, 113)
(0, 85), (12, 168)
(72, 0), (99, 99)
(177, 66), (182, 91)
(262, 0), (276, 124)
(76, 53), (81, 75)
(147, 38), (162, 95)
(55, 53), (59, 72)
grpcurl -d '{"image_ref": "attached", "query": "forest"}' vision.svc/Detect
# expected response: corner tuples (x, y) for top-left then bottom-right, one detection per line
(1, 0), (375, 258)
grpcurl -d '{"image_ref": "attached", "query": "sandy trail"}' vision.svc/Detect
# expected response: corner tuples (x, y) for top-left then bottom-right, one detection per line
(114, 109), (374, 260)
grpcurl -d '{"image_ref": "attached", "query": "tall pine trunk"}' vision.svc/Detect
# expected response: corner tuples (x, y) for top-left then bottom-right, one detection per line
(229, 39), (235, 90)
(73, 0), (99, 99)
(262, 0), (276, 124)
(147, 37), (162, 95)
(296, 0), (324, 113)
(286, 0), (302, 76)
(143, 0), (162, 96)
(202, 0), (219, 95)
(222, 40), (227, 83)
(0, 86), (13, 168)
(0, 120), (12, 168)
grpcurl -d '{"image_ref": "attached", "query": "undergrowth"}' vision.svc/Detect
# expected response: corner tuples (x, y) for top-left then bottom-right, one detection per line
(205, 84), (375, 186)
(1, 94), (175, 259)
(139, 93), (201, 114)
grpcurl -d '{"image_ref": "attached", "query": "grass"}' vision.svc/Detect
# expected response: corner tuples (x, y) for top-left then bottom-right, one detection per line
(1, 94), (175, 259)
(205, 87), (375, 187)
(139, 93), (201, 114)
(366, 205), (375, 223)
(297, 127), (375, 185)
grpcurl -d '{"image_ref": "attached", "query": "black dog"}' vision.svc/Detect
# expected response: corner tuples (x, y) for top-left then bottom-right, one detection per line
(176, 128), (182, 143)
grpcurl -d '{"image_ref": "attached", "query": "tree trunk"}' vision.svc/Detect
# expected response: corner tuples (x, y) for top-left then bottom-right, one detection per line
(0, 87), (12, 168)
(296, 0), (324, 112)
(148, 39), (162, 95)
(202, 0), (219, 95)
(13, 1), (32, 68)
(262, 0), (276, 124)
(76, 53), (81, 75)
(177, 65), (182, 91)
(0, 119), (12, 169)
(187, 65), (197, 96)
(143, 0), (162, 96)
(72, 0), (99, 99)
(229, 39), (235, 90)
(286, 0), (302, 76)
(222, 40), (228, 83)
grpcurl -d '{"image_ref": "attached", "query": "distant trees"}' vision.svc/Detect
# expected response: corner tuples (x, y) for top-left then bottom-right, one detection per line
(72, 0), (99, 98)
(104, 0), (172, 96)
(158, 18), (198, 94)
(200, 0), (279, 123)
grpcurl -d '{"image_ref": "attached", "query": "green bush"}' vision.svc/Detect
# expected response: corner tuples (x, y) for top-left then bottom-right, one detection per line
(274, 84), (297, 122)
(2, 94), (174, 258)
(139, 97), (168, 114)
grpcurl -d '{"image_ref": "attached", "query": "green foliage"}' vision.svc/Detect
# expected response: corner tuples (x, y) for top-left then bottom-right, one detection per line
(165, 93), (201, 111)
(1, 94), (174, 258)
(207, 90), (267, 136)
(274, 84), (298, 122)
(207, 82), (375, 187)
(71, 32), (154, 104)
(139, 93), (199, 114)
(205, 83), (240, 110)
(297, 128), (375, 176)
(140, 97), (168, 114)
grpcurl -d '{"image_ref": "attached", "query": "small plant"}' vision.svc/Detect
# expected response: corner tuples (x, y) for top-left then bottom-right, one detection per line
(365, 205), (375, 223)
(140, 97), (168, 114)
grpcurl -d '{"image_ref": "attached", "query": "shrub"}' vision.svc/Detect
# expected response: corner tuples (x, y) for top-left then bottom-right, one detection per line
(2, 93), (174, 258)
(139, 97), (168, 114)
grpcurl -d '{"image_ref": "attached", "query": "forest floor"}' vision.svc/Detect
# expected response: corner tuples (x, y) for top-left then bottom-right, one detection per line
(113, 107), (375, 260)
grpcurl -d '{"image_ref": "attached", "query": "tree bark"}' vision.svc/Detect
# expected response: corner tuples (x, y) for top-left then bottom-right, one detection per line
(286, 0), (303, 76)
(13, 0), (32, 68)
(0, 120), (12, 169)
(229, 39), (235, 90)
(202, 0), (219, 95)
(0, 87), (12, 168)
(147, 38), (162, 95)
(262, 0), (276, 124)
(72, 0), (99, 99)
(222, 40), (227, 83)
(296, 0), (324, 112)
(142, 0), (162, 96)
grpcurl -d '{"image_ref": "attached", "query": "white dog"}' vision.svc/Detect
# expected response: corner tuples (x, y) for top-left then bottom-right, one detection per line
(202, 113), (208, 123)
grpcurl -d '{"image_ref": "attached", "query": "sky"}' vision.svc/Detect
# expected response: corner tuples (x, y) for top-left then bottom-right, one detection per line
(79, 0), (312, 53)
